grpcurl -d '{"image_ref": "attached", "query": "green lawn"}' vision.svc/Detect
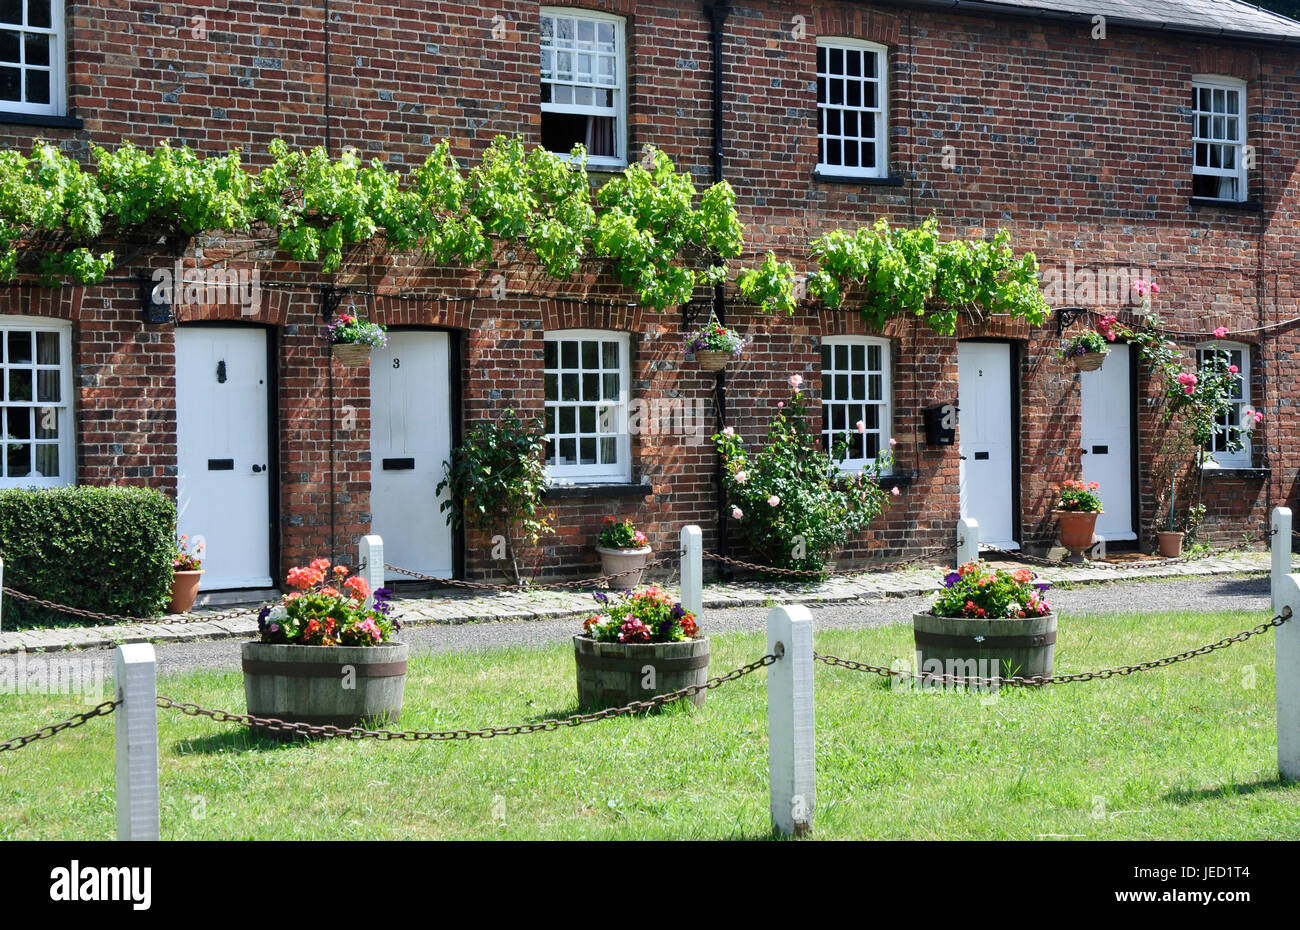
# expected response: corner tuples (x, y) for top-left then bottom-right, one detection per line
(1, 609), (1297, 840)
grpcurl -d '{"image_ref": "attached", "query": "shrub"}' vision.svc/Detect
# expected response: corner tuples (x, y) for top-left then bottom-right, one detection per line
(437, 408), (552, 584)
(0, 486), (176, 627)
(714, 379), (892, 575)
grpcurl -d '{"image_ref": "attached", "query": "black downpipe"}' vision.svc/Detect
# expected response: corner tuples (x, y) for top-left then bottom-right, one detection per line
(704, 1), (731, 570)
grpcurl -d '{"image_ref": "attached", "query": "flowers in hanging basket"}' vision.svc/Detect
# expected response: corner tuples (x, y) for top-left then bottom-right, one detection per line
(582, 586), (699, 643)
(1057, 329), (1110, 361)
(326, 314), (388, 348)
(173, 535), (204, 572)
(257, 558), (399, 647)
(598, 516), (649, 550)
(684, 321), (746, 358)
(1053, 479), (1103, 512)
(931, 561), (1052, 619)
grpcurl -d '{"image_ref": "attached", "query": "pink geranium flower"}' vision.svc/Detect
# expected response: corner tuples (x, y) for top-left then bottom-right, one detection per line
(1213, 326), (1229, 339)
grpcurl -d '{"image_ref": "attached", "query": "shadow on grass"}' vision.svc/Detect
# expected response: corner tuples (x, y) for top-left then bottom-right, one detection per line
(1163, 777), (1287, 805)
(171, 727), (306, 755)
(519, 698), (703, 723)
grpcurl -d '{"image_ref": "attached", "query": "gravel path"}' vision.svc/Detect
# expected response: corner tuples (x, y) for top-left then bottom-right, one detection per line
(121, 575), (1270, 678)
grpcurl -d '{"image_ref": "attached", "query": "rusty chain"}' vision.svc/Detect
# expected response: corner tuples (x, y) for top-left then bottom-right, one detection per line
(814, 608), (1292, 688)
(1, 585), (270, 627)
(0, 700), (120, 754)
(156, 652), (777, 741)
(384, 556), (672, 591)
(702, 545), (953, 579)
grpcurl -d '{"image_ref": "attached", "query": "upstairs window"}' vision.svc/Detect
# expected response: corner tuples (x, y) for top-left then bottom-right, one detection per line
(816, 38), (887, 179)
(1192, 76), (1247, 202)
(540, 8), (626, 168)
(543, 330), (631, 482)
(0, 0), (65, 116)
(1197, 341), (1251, 469)
(821, 336), (891, 472)
(1, 317), (73, 488)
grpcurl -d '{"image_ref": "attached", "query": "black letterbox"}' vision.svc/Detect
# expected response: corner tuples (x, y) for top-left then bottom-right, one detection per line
(923, 403), (958, 446)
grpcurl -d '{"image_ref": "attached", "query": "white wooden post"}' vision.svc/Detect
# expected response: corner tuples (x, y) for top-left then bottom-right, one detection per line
(957, 517), (979, 566)
(1275, 573), (1300, 781)
(115, 643), (159, 841)
(1272, 507), (1291, 617)
(680, 525), (702, 616)
(0, 554), (4, 633)
(360, 535), (384, 610)
(767, 604), (815, 836)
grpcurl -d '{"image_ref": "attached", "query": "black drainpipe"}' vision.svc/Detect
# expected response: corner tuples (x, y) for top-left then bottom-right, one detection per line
(703, 0), (731, 570)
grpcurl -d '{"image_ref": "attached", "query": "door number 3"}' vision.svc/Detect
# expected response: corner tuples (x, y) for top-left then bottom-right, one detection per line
(392, 358), (400, 369)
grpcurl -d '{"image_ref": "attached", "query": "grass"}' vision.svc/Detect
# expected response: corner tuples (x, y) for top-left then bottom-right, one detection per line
(1, 609), (1297, 840)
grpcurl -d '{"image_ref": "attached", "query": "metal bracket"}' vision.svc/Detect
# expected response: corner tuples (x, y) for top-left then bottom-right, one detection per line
(1054, 306), (1091, 336)
(320, 284), (350, 321)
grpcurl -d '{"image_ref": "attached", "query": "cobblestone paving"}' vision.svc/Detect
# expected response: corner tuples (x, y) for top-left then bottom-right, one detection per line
(0, 549), (1283, 655)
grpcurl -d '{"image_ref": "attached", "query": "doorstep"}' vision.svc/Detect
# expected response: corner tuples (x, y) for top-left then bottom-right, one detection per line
(0, 550), (1280, 655)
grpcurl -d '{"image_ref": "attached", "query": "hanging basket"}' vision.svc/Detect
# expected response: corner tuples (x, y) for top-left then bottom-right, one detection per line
(331, 343), (372, 367)
(695, 350), (732, 372)
(1070, 352), (1107, 372)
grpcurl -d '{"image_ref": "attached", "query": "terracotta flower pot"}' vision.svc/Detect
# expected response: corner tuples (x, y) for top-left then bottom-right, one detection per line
(168, 570), (204, 614)
(694, 350), (731, 372)
(331, 343), (371, 367)
(596, 545), (652, 590)
(1070, 352), (1107, 372)
(1156, 530), (1184, 558)
(1054, 509), (1101, 563)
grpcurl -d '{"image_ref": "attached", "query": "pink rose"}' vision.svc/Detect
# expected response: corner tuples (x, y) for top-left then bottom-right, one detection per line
(1254, 410), (1264, 423)
(731, 506), (743, 520)
(855, 420), (866, 434)
(767, 495), (780, 507)
(1228, 365), (1238, 374)
(722, 426), (735, 437)
(788, 374), (804, 388)
(1213, 326), (1229, 339)
(890, 486), (900, 497)
(888, 438), (897, 447)
(735, 470), (748, 483)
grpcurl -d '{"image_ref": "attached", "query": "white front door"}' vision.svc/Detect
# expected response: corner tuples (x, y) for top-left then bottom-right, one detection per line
(175, 327), (274, 590)
(958, 342), (1017, 549)
(1080, 344), (1135, 541)
(371, 331), (455, 582)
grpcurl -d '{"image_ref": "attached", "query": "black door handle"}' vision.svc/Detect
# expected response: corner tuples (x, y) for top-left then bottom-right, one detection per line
(252, 464), (267, 473)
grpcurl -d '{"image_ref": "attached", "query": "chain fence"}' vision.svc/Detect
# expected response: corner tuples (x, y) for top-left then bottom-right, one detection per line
(1, 586), (273, 627)
(0, 700), (120, 754)
(383, 557), (673, 592)
(702, 545), (954, 580)
(814, 608), (1292, 688)
(156, 652), (777, 741)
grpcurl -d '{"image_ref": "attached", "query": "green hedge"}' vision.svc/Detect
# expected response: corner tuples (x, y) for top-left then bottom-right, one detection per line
(0, 486), (175, 628)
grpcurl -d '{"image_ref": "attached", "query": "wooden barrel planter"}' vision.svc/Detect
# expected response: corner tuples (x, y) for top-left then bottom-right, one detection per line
(912, 611), (1057, 683)
(574, 635), (710, 710)
(241, 641), (408, 737)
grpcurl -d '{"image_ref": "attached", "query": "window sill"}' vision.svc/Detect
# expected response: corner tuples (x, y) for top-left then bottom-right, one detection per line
(1189, 196), (1263, 212)
(813, 171), (905, 187)
(543, 481), (651, 501)
(0, 112), (83, 129)
(1203, 467), (1268, 480)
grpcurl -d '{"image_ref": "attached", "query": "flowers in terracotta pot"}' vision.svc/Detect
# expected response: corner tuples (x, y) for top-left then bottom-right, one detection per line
(173, 535), (204, 572)
(257, 558), (399, 647)
(598, 516), (649, 550)
(1053, 480), (1102, 512)
(582, 586), (699, 643)
(930, 561), (1052, 619)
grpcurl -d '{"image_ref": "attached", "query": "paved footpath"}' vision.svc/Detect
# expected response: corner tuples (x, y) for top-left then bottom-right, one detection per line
(0, 549), (1284, 657)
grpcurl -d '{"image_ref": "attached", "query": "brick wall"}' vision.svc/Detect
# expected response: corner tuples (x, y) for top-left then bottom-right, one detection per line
(0, 1), (1296, 585)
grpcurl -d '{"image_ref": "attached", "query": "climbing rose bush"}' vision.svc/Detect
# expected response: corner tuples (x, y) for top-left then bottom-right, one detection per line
(257, 558), (399, 646)
(714, 380), (893, 575)
(582, 586), (699, 643)
(930, 562), (1052, 620)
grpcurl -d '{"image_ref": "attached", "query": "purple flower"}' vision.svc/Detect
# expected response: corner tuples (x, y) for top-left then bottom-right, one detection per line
(1034, 583), (1051, 593)
(372, 586), (395, 617)
(593, 591), (609, 606)
(943, 572), (961, 588)
(257, 605), (270, 632)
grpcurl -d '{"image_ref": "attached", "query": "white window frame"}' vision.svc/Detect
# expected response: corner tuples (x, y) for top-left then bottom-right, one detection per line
(0, 315), (74, 489)
(0, 1), (66, 116)
(815, 37), (888, 180)
(539, 7), (628, 169)
(1196, 340), (1251, 469)
(821, 335), (892, 474)
(1191, 75), (1247, 203)
(543, 329), (631, 483)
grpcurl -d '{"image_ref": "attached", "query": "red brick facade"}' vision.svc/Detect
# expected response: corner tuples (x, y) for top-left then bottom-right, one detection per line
(1, 1), (1297, 585)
